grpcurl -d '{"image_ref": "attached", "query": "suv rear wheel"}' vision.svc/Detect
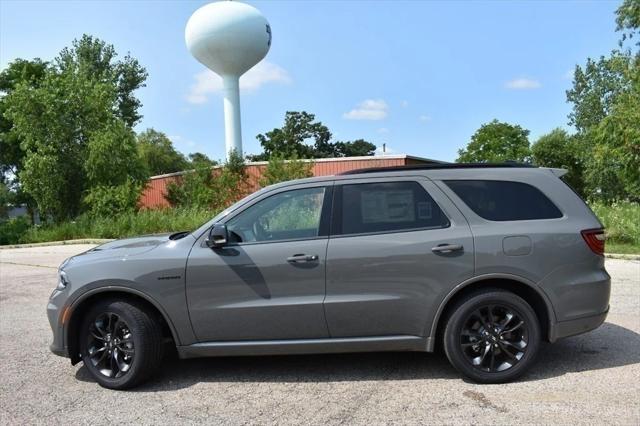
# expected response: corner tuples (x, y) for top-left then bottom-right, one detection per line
(79, 299), (164, 390)
(443, 289), (540, 383)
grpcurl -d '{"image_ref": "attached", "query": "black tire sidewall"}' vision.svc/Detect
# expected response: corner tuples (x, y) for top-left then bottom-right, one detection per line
(79, 300), (156, 390)
(444, 291), (541, 383)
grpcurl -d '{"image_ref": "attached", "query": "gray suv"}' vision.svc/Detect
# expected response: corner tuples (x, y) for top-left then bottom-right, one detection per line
(48, 164), (610, 389)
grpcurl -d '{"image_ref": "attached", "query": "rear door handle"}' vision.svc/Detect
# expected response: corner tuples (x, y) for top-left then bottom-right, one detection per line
(431, 244), (464, 254)
(287, 254), (319, 263)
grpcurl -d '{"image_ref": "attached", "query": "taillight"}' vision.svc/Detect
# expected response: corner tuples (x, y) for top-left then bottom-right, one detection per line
(581, 228), (606, 255)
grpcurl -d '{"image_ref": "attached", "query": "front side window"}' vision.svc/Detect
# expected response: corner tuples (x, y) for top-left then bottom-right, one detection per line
(336, 181), (449, 235)
(444, 180), (562, 221)
(226, 187), (326, 243)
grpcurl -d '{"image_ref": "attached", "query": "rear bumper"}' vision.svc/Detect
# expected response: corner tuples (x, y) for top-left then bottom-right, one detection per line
(550, 306), (608, 342)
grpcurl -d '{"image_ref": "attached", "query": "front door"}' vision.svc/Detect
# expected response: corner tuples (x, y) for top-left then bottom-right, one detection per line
(324, 177), (474, 337)
(186, 184), (332, 341)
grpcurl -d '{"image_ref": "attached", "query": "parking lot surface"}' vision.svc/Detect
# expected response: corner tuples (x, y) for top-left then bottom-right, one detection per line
(1, 244), (638, 425)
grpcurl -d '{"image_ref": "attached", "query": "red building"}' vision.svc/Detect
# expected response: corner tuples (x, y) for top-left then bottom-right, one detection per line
(139, 154), (441, 209)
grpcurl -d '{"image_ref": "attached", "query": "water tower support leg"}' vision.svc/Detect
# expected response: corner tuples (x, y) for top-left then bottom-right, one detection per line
(222, 75), (243, 160)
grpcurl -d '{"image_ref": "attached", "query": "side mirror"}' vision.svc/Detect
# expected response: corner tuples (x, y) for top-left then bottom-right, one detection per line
(206, 224), (228, 248)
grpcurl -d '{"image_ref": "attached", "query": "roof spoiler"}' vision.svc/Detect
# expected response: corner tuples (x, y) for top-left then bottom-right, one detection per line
(542, 167), (568, 178)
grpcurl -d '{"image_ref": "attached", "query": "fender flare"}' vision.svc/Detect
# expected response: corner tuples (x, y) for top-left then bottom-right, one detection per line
(64, 285), (182, 352)
(426, 273), (558, 351)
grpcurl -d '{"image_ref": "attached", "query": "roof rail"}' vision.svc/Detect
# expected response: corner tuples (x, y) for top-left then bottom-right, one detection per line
(338, 162), (535, 175)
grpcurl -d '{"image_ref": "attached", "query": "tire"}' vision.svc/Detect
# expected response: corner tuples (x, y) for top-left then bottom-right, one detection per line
(443, 289), (541, 383)
(79, 299), (165, 390)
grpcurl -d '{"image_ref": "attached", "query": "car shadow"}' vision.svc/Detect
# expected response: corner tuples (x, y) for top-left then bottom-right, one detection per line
(74, 322), (640, 391)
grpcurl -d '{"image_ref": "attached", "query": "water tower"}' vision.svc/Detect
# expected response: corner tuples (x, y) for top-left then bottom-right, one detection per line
(185, 1), (271, 159)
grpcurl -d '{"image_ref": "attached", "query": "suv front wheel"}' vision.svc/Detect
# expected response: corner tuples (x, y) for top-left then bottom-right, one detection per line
(443, 289), (541, 383)
(79, 299), (165, 390)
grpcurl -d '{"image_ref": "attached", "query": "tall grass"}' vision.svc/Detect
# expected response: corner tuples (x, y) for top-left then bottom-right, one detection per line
(5, 201), (640, 254)
(20, 207), (216, 243)
(590, 201), (640, 253)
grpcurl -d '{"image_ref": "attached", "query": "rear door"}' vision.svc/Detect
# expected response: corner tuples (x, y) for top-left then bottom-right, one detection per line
(324, 176), (474, 337)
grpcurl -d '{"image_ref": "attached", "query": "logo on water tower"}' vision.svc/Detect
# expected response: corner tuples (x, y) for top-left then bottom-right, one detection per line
(266, 24), (272, 47)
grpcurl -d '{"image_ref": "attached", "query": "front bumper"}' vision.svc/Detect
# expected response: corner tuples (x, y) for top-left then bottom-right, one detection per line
(47, 291), (68, 358)
(550, 306), (609, 342)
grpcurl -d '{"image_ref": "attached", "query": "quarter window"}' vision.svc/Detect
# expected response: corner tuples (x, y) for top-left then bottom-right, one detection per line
(337, 181), (449, 235)
(444, 180), (562, 221)
(226, 187), (326, 243)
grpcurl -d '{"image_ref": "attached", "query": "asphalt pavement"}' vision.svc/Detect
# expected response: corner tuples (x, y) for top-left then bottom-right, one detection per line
(0, 244), (638, 425)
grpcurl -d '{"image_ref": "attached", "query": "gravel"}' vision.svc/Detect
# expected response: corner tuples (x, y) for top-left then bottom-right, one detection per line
(1, 245), (638, 425)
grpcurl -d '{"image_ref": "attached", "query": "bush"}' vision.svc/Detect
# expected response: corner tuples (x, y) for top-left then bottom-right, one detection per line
(259, 154), (313, 187)
(590, 201), (640, 247)
(19, 207), (216, 243)
(83, 179), (144, 217)
(0, 216), (31, 245)
(165, 150), (248, 210)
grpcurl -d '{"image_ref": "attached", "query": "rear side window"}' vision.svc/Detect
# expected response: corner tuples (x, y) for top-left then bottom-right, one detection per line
(444, 180), (562, 221)
(336, 181), (449, 235)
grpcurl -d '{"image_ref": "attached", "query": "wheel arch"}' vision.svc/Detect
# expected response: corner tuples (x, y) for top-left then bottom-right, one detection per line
(65, 286), (180, 364)
(427, 274), (557, 352)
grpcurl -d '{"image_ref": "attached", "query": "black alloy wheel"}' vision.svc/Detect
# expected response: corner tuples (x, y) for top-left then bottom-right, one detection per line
(459, 304), (528, 373)
(86, 312), (135, 378)
(443, 289), (541, 383)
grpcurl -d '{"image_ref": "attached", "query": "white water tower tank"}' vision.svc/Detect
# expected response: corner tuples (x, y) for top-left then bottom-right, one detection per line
(185, 1), (271, 159)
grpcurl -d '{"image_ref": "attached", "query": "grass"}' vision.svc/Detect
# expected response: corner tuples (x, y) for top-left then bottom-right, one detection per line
(3, 202), (639, 254)
(590, 201), (640, 254)
(18, 207), (216, 244)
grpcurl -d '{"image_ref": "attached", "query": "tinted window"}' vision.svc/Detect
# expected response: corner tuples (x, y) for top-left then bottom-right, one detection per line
(337, 181), (449, 235)
(227, 187), (326, 243)
(444, 180), (562, 221)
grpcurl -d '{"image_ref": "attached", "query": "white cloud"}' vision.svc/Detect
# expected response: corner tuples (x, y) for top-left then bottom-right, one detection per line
(343, 99), (389, 120)
(400, 100), (409, 108)
(377, 127), (390, 134)
(186, 61), (292, 104)
(419, 115), (431, 122)
(504, 78), (542, 90)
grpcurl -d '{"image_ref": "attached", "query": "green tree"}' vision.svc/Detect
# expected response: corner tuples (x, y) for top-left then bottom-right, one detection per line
(137, 129), (188, 176)
(254, 111), (329, 160)
(188, 152), (217, 168)
(259, 154), (313, 187)
(334, 139), (377, 157)
(4, 35), (147, 221)
(565, 0), (639, 202)
(251, 111), (377, 160)
(457, 120), (531, 163)
(531, 128), (585, 195)
(0, 58), (49, 219)
(166, 150), (248, 210)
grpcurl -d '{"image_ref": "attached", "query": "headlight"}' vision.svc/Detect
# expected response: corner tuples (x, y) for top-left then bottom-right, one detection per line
(56, 270), (69, 291)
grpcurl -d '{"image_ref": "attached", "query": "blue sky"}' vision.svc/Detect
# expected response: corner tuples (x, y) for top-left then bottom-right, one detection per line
(0, 0), (621, 162)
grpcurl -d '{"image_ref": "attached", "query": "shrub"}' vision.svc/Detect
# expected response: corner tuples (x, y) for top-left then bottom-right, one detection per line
(83, 179), (144, 218)
(0, 216), (31, 245)
(259, 154), (313, 187)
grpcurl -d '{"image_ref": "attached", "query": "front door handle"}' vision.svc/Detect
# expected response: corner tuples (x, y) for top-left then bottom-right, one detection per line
(432, 244), (464, 254)
(287, 254), (319, 263)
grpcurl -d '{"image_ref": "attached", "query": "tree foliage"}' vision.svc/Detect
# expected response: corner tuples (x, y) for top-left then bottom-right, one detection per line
(457, 120), (531, 163)
(531, 129), (585, 195)
(0, 58), (49, 216)
(251, 111), (376, 160)
(166, 150), (248, 210)
(3, 35), (148, 221)
(565, 0), (639, 202)
(259, 154), (313, 187)
(137, 129), (189, 176)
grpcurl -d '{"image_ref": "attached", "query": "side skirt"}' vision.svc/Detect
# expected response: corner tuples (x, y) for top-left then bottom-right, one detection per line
(177, 335), (429, 359)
